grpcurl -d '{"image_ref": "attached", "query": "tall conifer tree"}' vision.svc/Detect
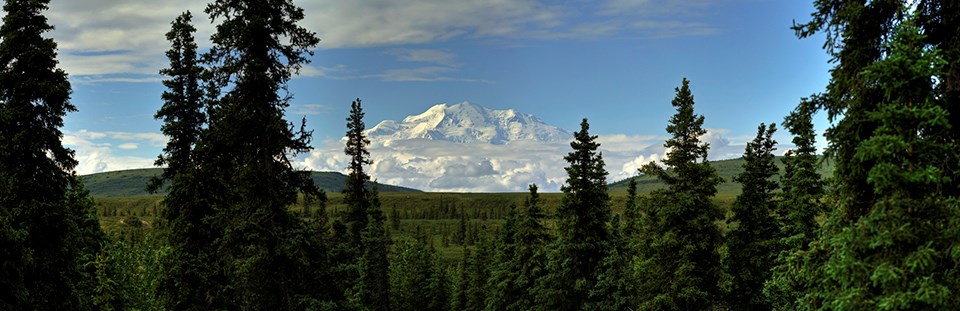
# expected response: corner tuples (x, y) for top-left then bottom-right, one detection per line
(588, 214), (639, 311)
(488, 184), (550, 310)
(536, 119), (611, 310)
(343, 98), (391, 311)
(724, 123), (779, 309)
(189, 0), (327, 308)
(0, 0), (103, 308)
(509, 184), (550, 310)
(793, 10), (960, 308)
(151, 11), (205, 189)
(763, 99), (825, 309)
(777, 100), (823, 245)
(588, 178), (642, 310)
(344, 98), (373, 240)
(486, 203), (518, 310)
(151, 12), (223, 309)
(637, 78), (724, 310)
(621, 178), (640, 237)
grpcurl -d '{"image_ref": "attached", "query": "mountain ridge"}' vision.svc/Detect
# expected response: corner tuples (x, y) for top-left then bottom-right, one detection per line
(608, 156), (835, 194)
(367, 102), (571, 144)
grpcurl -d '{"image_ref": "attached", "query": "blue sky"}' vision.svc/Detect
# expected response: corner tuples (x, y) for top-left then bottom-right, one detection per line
(52, 0), (833, 191)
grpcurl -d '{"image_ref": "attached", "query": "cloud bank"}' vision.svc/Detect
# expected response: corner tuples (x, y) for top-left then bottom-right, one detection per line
(61, 125), (787, 192)
(296, 128), (756, 192)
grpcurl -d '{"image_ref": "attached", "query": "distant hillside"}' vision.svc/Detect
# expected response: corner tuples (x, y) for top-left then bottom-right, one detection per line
(608, 156), (834, 195)
(81, 168), (421, 197)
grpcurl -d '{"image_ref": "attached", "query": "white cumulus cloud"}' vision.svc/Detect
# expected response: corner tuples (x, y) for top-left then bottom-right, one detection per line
(63, 130), (164, 175)
(296, 128), (751, 192)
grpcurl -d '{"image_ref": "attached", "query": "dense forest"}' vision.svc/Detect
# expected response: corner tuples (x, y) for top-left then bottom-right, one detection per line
(2, 0), (959, 310)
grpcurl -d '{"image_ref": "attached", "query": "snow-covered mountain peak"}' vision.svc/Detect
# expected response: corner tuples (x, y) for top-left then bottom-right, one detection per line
(367, 102), (570, 144)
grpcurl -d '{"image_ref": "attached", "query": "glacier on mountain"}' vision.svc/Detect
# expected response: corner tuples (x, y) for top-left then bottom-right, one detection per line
(366, 102), (571, 145)
(296, 102), (747, 192)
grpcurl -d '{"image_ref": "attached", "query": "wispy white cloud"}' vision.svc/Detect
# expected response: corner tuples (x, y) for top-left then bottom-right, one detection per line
(68, 130), (168, 147)
(42, 0), (726, 79)
(291, 104), (335, 116)
(373, 66), (492, 83)
(300, 0), (566, 48)
(599, 0), (716, 17)
(631, 21), (718, 38)
(71, 75), (164, 84)
(390, 49), (459, 67)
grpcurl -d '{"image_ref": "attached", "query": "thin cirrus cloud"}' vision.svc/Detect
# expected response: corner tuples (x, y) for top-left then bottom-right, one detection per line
(43, 0), (725, 82)
(389, 49), (460, 67)
(291, 104), (335, 116)
(308, 51), (489, 82)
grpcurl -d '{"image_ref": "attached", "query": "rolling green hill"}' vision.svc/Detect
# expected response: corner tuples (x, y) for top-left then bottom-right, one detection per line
(608, 156), (834, 195)
(610, 157), (833, 195)
(81, 168), (421, 197)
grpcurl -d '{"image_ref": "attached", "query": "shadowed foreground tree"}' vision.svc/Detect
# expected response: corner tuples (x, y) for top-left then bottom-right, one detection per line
(535, 118), (612, 310)
(159, 0), (332, 308)
(390, 234), (449, 311)
(0, 0), (103, 308)
(763, 99), (825, 309)
(724, 123), (779, 309)
(486, 203), (518, 310)
(588, 178), (642, 311)
(637, 78), (724, 310)
(488, 184), (550, 311)
(149, 11), (225, 310)
(791, 10), (960, 308)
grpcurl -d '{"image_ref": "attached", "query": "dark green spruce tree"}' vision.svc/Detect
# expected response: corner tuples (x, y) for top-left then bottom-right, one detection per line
(488, 184), (550, 311)
(587, 178), (642, 311)
(192, 0), (329, 308)
(793, 11), (960, 308)
(465, 229), (493, 311)
(450, 247), (471, 311)
(343, 98), (391, 311)
(621, 178), (640, 237)
(344, 98), (373, 239)
(389, 234), (449, 311)
(0, 0), (103, 308)
(776, 100), (823, 247)
(762, 99), (825, 309)
(508, 184), (550, 311)
(486, 203), (518, 310)
(536, 119), (612, 310)
(587, 214), (639, 311)
(637, 78), (724, 310)
(150, 11), (223, 310)
(724, 123), (780, 309)
(150, 11), (205, 190)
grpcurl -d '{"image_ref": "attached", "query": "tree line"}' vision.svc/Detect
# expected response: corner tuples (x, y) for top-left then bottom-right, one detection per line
(2, 0), (959, 310)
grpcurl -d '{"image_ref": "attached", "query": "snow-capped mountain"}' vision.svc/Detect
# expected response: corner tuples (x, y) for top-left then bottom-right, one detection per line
(367, 102), (570, 144)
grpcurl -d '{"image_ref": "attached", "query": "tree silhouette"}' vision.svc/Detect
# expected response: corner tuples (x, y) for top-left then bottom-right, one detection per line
(0, 0), (104, 308)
